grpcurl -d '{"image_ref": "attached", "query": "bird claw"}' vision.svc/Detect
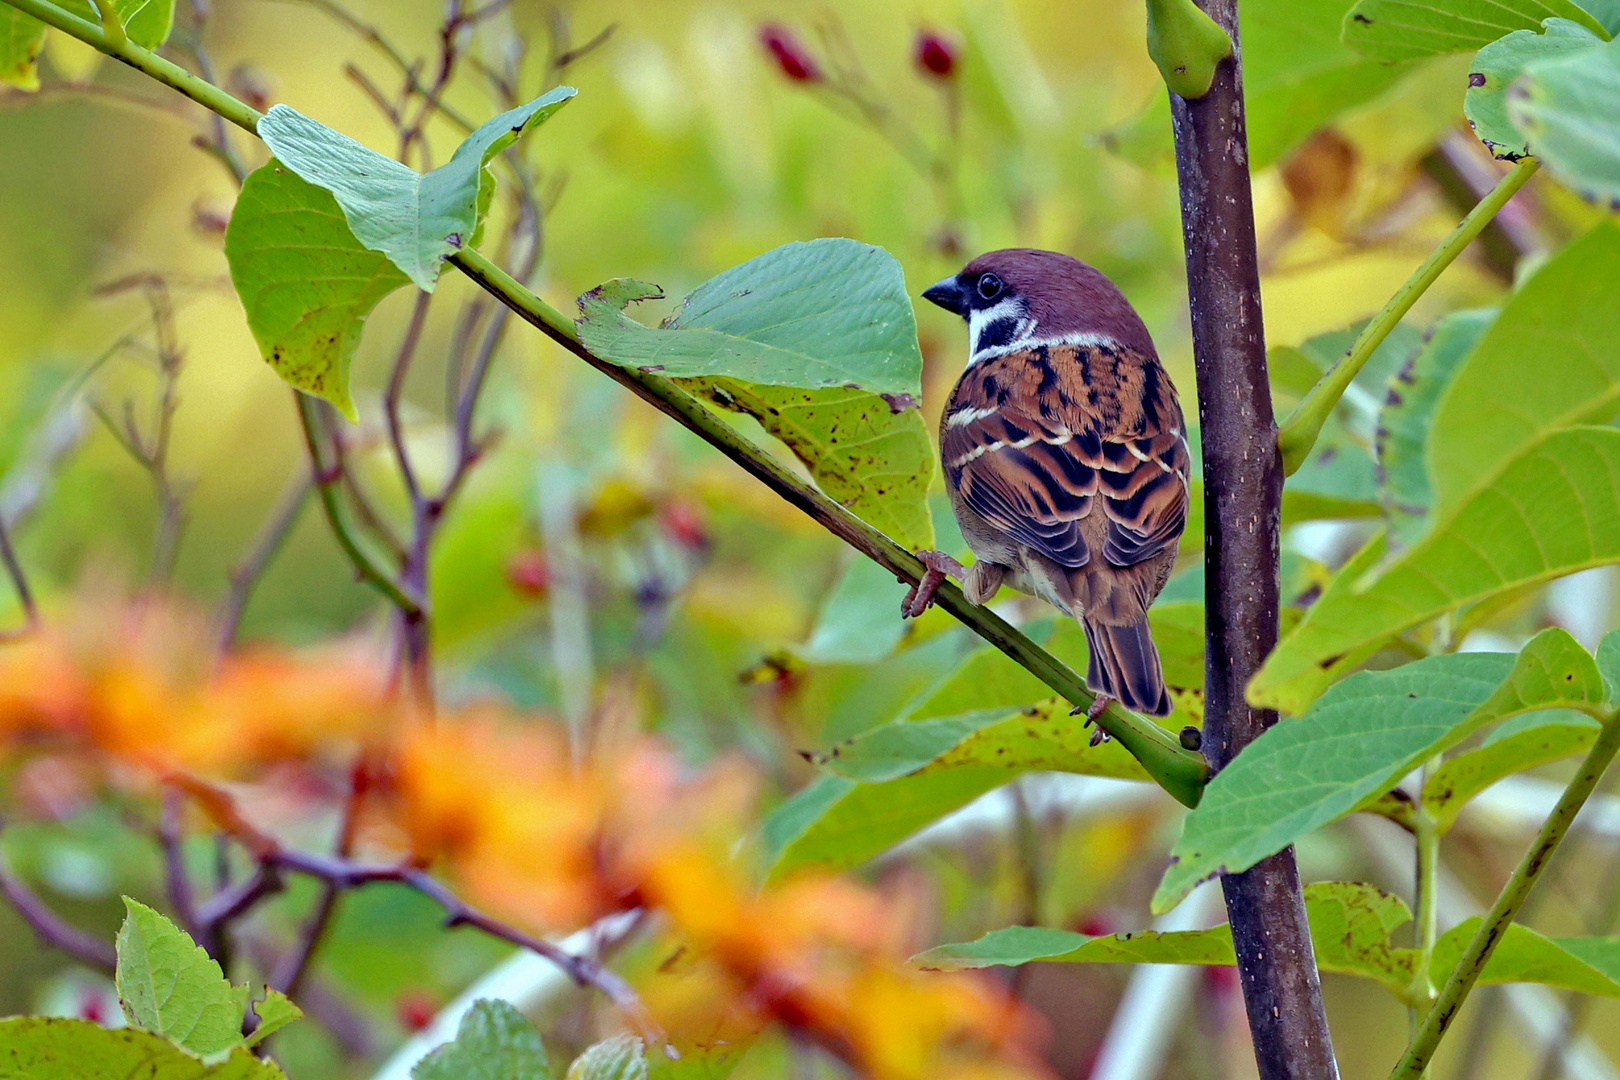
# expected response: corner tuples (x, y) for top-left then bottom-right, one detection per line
(1069, 695), (1114, 746)
(901, 550), (966, 619)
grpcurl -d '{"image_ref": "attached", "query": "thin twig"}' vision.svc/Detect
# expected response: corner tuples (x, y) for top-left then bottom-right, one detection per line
(0, 509), (37, 638)
(270, 759), (368, 997)
(160, 786), (201, 937)
(215, 469), (314, 655)
(0, 817), (117, 972)
(384, 291), (432, 503)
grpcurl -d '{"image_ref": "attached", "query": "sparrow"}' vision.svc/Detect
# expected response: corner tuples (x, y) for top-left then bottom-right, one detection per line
(906, 249), (1191, 724)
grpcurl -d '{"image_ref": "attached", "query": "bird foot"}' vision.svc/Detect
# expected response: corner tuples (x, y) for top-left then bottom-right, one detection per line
(1069, 695), (1114, 746)
(901, 550), (966, 618)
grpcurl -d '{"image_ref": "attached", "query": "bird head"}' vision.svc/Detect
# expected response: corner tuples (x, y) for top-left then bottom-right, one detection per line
(922, 248), (1158, 365)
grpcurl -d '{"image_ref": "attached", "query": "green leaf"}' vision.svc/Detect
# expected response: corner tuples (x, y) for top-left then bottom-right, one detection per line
(576, 241), (934, 550)
(1466, 19), (1605, 158)
(688, 380), (935, 551)
(1161, 630), (1602, 911)
(1429, 226), (1620, 513)
(1433, 920), (1620, 996)
(568, 1036), (647, 1080)
(645, 1039), (745, 1080)
(919, 882), (1416, 1000)
(242, 988), (302, 1049)
(1250, 426), (1620, 712)
(1375, 309), (1496, 544)
(116, 897), (245, 1058)
(0, 0), (174, 90)
(0, 1017), (286, 1080)
(766, 605), (1204, 878)
(576, 242), (922, 396)
(1343, 0), (1610, 62)
(1510, 34), (1620, 206)
(256, 88), (576, 291)
(1241, 0), (1408, 168)
(1422, 709), (1600, 831)
(412, 1000), (551, 1080)
(225, 161), (411, 420)
(796, 557), (910, 665)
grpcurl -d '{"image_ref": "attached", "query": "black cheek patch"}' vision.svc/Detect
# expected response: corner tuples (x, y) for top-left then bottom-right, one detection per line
(972, 316), (1023, 355)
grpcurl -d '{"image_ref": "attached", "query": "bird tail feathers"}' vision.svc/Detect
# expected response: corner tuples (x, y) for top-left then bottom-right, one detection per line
(1081, 616), (1172, 717)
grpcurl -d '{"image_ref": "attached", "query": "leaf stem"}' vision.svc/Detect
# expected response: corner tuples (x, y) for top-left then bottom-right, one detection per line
(295, 393), (424, 616)
(91, 0), (125, 49)
(1277, 158), (1539, 476)
(1389, 709), (1620, 1080)
(1409, 755), (1442, 1023)
(1, 0), (1207, 806)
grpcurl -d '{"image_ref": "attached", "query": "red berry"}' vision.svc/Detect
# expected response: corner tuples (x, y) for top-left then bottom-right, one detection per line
(395, 989), (439, 1033)
(506, 548), (551, 597)
(759, 23), (820, 82)
(914, 29), (958, 79)
(659, 500), (710, 551)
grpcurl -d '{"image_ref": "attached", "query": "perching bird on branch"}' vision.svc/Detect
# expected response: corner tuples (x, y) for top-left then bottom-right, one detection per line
(908, 249), (1191, 727)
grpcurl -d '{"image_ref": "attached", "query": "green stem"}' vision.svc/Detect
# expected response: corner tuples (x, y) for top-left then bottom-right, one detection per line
(0, 0), (262, 135)
(90, 0), (124, 48)
(449, 247), (1209, 807)
(295, 394), (423, 617)
(1389, 708), (1620, 1080)
(1408, 754), (1442, 1072)
(5, 0), (1208, 807)
(1277, 158), (1539, 476)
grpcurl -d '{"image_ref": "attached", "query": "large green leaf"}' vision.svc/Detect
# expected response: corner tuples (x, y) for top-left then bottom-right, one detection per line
(256, 88), (574, 291)
(1249, 426), (1620, 712)
(576, 242), (934, 550)
(1430, 226), (1620, 510)
(1342, 0), (1610, 61)
(920, 882), (1414, 999)
(1466, 19), (1605, 158)
(0, 0), (174, 90)
(412, 1000), (551, 1080)
(795, 556), (910, 664)
(568, 1037), (647, 1080)
(116, 898), (245, 1058)
(575, 243), (922, 396)
(1423, 709), (1600, 831)
(919, 882), (1620, 1007)
(1161, 629), (1603, 911)
(0, 1018), (285, 1080)
(225, 162), (411, 420)
(765, 606), (1200, 878)
(1510, 35), (1620, 206)
(1375, 308), (1495, 544)
(687, 380), (935, 551)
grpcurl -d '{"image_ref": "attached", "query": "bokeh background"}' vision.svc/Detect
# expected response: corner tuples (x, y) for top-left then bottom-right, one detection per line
(2, 1), (1617, 1077)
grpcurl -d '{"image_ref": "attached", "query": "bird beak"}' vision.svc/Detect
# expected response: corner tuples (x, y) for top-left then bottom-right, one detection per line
(922, 275), (970, 317)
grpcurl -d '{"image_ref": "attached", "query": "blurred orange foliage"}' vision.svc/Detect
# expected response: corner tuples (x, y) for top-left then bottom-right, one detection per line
(0, 595), (1050, 1080)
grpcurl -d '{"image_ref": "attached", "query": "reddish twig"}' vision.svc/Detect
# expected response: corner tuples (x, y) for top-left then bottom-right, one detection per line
(0, 816), (117, 971)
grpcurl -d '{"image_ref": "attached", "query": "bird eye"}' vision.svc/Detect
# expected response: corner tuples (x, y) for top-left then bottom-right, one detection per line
(976, 273), (1003, 301)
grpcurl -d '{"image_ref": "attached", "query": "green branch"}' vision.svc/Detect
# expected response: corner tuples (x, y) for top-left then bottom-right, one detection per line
(294, 394), (423, 617)
(2, 0), (1208, 807)
(1277, 158), (1538, 476)
(0, 0), (263, 134)
(1389, 707), (1620, 1080)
